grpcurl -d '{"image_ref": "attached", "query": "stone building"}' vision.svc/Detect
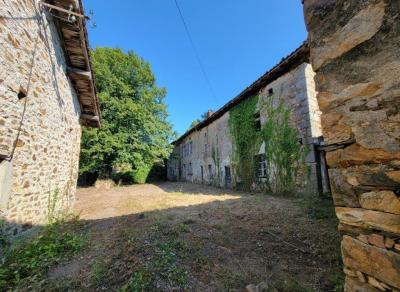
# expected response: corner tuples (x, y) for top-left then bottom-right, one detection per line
(167, 43), (329, 194)
(303, 0), (400, 291)
(0, 0), (100, 234)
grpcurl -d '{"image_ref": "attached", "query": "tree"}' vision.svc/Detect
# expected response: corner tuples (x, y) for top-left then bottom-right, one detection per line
(79, 47), (175, 183)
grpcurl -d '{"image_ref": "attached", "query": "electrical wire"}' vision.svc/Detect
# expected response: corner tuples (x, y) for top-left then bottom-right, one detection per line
(8, 1), (42, 161)
(173, 0), (218, 102)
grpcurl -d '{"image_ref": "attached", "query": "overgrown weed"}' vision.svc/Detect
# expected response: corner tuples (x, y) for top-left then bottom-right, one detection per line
(0, 218), (86, 289)
(90, 259), (107, 284)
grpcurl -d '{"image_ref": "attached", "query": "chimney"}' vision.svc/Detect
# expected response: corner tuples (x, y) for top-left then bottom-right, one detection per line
(206, 110), (214, 118)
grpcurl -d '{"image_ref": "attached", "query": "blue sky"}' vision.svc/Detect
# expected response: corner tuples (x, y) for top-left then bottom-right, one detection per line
(83, 0), (307, 136)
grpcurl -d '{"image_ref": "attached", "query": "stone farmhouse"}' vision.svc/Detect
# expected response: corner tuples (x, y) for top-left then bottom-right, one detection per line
(0, 0), (100, 234)
(167, 43), (330, 194)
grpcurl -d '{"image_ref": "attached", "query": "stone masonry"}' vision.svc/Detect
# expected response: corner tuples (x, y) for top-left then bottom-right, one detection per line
(303, 0), (400, 290)
(168, 48), (328, 194)
(0, 0), (98, 234)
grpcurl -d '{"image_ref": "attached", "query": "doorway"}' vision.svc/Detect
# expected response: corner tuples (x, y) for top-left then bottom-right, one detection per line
(225, 166), (231, 187)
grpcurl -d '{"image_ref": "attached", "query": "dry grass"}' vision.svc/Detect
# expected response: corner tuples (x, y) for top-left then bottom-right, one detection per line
(15, 182), (342, 291)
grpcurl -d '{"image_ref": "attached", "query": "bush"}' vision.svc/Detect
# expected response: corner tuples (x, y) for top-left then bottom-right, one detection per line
(112, 165), (152, 185)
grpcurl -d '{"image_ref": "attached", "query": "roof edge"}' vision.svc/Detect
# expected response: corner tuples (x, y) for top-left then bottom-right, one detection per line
(172, 41), (309, 145)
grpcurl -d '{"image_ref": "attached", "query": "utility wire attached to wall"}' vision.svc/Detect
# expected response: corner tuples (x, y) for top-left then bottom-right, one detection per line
(173, 0), (218, 103)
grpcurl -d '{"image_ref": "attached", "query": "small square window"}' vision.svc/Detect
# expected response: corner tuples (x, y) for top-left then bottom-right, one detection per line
(268, 88), (274, 96)
(254, 112), (261, 131)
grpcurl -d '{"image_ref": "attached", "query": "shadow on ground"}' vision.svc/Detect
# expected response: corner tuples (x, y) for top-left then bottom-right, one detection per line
(1, 182), (343, 291)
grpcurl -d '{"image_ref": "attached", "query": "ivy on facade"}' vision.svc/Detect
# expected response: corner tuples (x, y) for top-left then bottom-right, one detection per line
(229, 94), (308, 193)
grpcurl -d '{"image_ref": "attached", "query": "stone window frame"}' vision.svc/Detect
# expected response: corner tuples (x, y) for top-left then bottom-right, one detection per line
(256, 154), (267, 178)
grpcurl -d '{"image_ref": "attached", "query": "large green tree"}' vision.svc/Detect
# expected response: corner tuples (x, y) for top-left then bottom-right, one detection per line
(79, 47), (175, 183)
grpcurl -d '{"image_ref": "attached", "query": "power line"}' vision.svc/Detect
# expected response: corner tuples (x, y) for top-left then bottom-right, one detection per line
(173, 0), (218, 102)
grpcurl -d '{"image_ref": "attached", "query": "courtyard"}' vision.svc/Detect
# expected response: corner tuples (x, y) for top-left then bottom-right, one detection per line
(11, 182), (343, 291)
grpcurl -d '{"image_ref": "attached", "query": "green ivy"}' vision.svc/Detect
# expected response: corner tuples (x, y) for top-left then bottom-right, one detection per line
(211, 144), (221, 185)
(228, 94), (308, 193)
(260, 94), (308, 194)
(228, 96), (262, 190)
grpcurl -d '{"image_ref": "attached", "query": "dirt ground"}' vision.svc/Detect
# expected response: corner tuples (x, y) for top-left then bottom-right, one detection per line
(47, 182), (342, 291)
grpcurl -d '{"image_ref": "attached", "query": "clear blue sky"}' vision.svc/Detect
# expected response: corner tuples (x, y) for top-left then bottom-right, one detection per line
(83, 0), (307, 136)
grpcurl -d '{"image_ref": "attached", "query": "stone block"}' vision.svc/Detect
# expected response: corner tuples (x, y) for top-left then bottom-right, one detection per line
(384, 237), (395, 249)
(326, 144), (400, 169)
(344, 276), (379, 292)
(366, 234), (385, 249)
(310, 1), (385, 70)
(359, 191), (400, 215)
(342, 236), (400, 289)
(329, 168), (360, 207)
(336, 207), (400, 234)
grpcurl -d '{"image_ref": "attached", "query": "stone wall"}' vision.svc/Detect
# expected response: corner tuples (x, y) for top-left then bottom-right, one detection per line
(0, 0), (82, 234)
(303, 0), (400, 290)
(168, 62), (326, 193)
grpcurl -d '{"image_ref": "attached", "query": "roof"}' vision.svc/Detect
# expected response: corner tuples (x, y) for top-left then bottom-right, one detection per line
(43, 0), (101, 127)
(172, 42), (310, 145)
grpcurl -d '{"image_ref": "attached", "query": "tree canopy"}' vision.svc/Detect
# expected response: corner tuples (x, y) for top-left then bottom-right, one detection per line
(79, 47), (175, 183)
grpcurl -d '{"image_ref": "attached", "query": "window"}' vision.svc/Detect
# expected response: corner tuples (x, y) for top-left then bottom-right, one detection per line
(268, 88), (274, 96)
(257, 154), (267, 178)
(188, 163), (193, 176)
(298, 138), (303, 145)
(204, 143), (208, 153)
(208, 164), (213, 180)
(189, 141), (193, 155)
(254, 112), (261, 131)
(183, 164), (186, 177)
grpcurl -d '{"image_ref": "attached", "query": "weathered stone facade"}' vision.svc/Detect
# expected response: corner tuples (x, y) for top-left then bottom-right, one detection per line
(303, 0), (400, 290)
(0, 0), (98, 234)
(168, 47), (328, 194)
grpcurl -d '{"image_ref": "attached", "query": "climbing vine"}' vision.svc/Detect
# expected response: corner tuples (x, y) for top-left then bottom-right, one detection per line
(228, 96), (262, 190)
(211, 144), (221, 185)
(228, 94), (308, 193)
(259, 94), (309, 194)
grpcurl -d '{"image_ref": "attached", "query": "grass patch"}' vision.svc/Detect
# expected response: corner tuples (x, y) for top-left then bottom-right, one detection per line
(0, 219), (85, 289)
(121, 268), (153, 292)
(295, 194), (336, 219)
(90, 259), (107, 284)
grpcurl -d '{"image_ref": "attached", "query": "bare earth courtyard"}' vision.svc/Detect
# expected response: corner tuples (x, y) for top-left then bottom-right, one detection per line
(46, 182), (341, 291)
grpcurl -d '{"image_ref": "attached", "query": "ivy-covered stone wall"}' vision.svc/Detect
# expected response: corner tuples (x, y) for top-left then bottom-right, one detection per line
(303, 0), (400, 290)
(168, 62), (326, 193)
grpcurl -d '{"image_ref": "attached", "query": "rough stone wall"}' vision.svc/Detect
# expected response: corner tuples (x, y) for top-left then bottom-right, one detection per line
(169, 111), (233, 187)
(0, 0), (82, 234)
(303, 0), (400, 290)
(168, 62), (324, 192)
(258, 63), (323, 193)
